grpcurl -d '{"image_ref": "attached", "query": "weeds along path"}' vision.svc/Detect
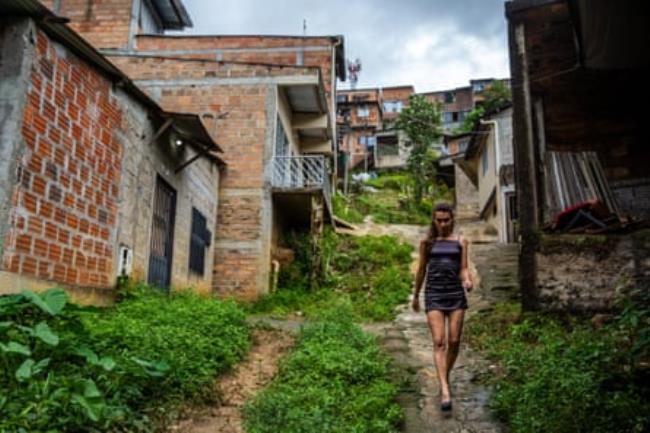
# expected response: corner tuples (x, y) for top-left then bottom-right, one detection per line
(168, 329), (294, 433)
(351, 218), (513, 433)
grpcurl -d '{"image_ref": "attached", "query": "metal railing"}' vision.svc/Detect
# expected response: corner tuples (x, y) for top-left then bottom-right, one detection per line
(269, 155), (332, 213)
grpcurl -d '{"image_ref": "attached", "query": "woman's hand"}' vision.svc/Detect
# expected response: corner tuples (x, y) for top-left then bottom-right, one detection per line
(462, 279), (473, 292)
(411, 294), (420, 312)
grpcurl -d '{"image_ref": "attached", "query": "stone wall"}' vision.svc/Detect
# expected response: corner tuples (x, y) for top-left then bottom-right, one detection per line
(535, 230), (650, 311)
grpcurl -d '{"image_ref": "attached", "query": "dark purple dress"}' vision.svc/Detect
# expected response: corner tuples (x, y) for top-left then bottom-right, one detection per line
(424, 239), (468, 312)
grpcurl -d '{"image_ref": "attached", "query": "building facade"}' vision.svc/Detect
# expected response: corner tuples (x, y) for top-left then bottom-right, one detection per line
(0, 2), (223, 303)
(31, 0), (345, 299)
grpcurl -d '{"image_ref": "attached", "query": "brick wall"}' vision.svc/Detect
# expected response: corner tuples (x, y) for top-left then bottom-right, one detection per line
(132, 35), (338, 111)
(1, 25), (123, 297)
(51, 0), (134, 50)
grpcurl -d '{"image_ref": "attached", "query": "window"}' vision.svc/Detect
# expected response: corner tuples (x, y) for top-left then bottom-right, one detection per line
(443, 112), (454, 124)
(275, 116), (289, 156)
(139, 0), (163, 34)
(357, 106), (370, 117)
(336, 94), (347, 104)
(473, 82), (485, 93)
(444, 92), (455, 103)
(367, 136), (377, 148)
(358, 136), (367, 146)
(189, 208), (211, 275)
(452, 112), (459, 122)
(382, 100), (403, 113)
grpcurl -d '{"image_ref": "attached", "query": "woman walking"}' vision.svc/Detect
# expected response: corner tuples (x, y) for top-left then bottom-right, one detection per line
(412, 202), (473, 411)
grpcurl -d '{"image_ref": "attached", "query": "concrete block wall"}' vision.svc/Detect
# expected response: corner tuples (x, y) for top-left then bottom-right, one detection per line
(0, 21), (123, 303)
(114, 90), (220, 294)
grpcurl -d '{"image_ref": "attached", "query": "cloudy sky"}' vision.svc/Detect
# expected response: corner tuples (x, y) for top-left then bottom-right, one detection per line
(176, 0), (510, 93)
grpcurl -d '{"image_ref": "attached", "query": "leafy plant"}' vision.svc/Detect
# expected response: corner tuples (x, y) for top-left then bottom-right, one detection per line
(1, 286), (251, 432)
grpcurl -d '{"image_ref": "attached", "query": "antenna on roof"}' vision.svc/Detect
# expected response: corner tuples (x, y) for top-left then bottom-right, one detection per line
(303, 19), (307, 36)
(347, 58), (362, 89)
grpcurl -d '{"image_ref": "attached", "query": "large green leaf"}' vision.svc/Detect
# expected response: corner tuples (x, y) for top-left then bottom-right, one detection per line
(71, 394), (100, 422)
(34, 322), (59, 346)
(83, 379), (101, 399)
(0, 341), (31, 356)
(21, 289), (67, 316)
(15, 358), (35, 381)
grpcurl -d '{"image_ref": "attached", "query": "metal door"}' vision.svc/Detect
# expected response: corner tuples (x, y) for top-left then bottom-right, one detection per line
(148, 176), (176, 289)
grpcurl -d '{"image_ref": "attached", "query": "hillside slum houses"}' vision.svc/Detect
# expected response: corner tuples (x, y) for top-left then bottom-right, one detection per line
(0, 0), (345, 302)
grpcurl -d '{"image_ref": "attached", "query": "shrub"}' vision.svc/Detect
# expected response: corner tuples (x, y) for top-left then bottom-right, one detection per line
(247, 231), (414, 322)
(244, 308), (402, 433)
(0, 286), (250, 432)
(86, 285), (251, 403)
(468, 301), (650, 433)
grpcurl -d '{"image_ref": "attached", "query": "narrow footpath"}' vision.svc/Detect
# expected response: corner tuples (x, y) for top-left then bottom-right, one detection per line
(358, 218), (518, 433)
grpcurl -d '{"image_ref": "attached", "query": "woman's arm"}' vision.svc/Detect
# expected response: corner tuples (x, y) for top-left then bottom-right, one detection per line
(412, 241), (428, 311)
(460, 236), (473, 291)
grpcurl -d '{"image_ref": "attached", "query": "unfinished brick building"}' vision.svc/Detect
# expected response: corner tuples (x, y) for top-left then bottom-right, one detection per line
(0, 1), (224, 303)
(34, 0), (346, 299)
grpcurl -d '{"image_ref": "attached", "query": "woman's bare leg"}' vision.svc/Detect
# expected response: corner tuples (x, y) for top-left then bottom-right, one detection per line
(426, 310), (450, 401)
(446, 309), (465, 387)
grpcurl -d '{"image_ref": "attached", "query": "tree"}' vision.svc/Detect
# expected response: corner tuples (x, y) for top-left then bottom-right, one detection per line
(395, 94), (442, 204)
(457, 80), (512, 133)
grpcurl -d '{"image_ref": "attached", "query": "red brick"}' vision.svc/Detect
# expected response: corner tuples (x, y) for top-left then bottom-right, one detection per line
(22, 192), (38, 213)
(27, 216), (43, 235)
(37, 261), (52, 279)
(53, 263), (66, 281)
(22, 256), (37, 275)
(48, 243), (62, 262)
(34, 238), (49, 257)
(32, 175), (47, 196)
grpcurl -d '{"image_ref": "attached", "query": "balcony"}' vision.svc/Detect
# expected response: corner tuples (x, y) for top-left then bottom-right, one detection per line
(268, 155), (332, 221)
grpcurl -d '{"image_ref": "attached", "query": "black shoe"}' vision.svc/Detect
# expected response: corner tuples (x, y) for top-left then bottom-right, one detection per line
(440, 400), (452, 412)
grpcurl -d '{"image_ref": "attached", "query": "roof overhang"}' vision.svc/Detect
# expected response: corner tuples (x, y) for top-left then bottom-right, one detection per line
(281, 80), (333, 155)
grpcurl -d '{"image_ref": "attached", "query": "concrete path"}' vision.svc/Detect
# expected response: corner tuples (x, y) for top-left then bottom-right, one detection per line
(358, 219), (518, 433)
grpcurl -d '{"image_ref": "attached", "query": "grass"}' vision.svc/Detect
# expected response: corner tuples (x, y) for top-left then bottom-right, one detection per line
(334, 171), (453, 225)
(467, 298), (650, 433)
(243, 307), (402, 433)
(245, 230), (414, 322)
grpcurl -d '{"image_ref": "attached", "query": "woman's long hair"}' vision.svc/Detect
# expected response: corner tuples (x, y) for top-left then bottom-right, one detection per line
(423, 202), (455, 254)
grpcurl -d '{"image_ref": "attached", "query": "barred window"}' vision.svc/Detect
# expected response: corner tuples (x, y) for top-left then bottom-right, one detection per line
(189, 208), (211, 275)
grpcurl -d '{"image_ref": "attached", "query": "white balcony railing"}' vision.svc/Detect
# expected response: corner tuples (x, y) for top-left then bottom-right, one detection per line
(269, 155), (332, 213)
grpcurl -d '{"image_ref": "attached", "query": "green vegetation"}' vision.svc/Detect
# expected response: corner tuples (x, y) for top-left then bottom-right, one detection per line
(467, 296), (650, 433)
(244, 308), (402, 433)
(247, 229), (414, 322)
(0, 286), (250, 432)
(395, 94), (443, 204)
(457, 80), (512, 133)
(335, 171), (452, 225)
